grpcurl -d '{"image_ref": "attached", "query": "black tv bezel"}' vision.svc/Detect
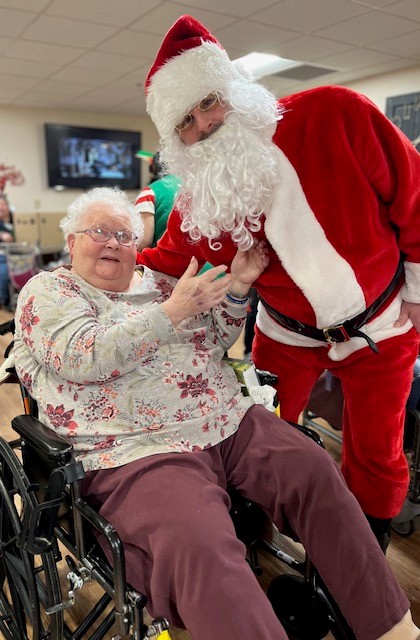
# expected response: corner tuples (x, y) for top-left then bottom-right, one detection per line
(44, 123), (141, 190)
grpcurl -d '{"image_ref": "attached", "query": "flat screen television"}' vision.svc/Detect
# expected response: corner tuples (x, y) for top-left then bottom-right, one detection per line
(44, 123), (141, 190)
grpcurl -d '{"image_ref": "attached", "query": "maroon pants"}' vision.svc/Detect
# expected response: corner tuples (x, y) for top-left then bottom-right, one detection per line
(82, 405), (408, 640)
(253, 326), (420, 518)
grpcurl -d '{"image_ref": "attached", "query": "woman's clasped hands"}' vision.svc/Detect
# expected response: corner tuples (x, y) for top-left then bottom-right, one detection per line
(161, 241), (269, 327)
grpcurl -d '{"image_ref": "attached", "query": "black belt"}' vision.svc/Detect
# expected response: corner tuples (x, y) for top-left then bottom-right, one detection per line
(259, 258), (404, 353)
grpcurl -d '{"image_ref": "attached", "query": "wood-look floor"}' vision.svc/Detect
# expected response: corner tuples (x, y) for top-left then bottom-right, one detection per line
(0, 307), (419, 639)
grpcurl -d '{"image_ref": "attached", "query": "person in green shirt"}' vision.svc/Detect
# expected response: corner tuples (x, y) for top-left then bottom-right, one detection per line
(134, 152), (181, 250)
(135, 152), (212, 273)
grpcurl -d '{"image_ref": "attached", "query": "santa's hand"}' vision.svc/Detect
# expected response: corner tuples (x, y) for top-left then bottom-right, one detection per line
(394, 300), (420, 332)
(230, 241), (270, 296)
(161, 257), (232, 326)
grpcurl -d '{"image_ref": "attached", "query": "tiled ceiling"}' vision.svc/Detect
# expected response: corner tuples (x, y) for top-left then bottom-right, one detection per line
(0, 0), (419, 117)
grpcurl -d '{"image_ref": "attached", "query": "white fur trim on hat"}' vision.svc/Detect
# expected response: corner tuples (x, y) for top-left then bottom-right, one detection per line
(146, 41), (248, 141)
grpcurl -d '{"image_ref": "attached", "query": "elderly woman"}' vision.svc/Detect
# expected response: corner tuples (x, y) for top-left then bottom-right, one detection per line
(13, 187), (419, 640)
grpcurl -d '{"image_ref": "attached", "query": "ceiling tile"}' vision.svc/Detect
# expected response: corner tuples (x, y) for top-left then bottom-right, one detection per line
(369, 28), (420, 56)
(66, 86), (135, 108)
(96, 28), (161, 58)
(105, 69), (149, 93)
(265, 35), (353, 61)
(50, 65), (125, 86)
(0, 89), (22, 104)
(0, 73), (40, 90)
(46, 0), (160, 28)
(173, 0), (278, 18)
(129, 2), (237, 35)
(0, 0), (49, 11)
(21, 15), (118, 48)
(0, 35), (13, 54)
(15, 91), (71, 107)
(317, 47), (397, 70)
(251, 0), (370, 34)
(0, 86), (26, 101)
(64, 50), (140, 73)
(0, 7), (38, 37)
(113, 105), (145, 117)
(382, 0), (420, 21)
(348, 0), (399, 7)
(216, 19), (300, 51)
(65, 90), (146, 116)
(29, 78), (92, 97)
(347, 56), (420, 76)
(0, 57), (59, 78)
(314, 10), (419, 45)
(4, 40), (84, 65)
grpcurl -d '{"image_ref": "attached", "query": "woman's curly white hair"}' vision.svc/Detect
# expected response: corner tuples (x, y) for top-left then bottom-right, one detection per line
(60, 187), (143, 241)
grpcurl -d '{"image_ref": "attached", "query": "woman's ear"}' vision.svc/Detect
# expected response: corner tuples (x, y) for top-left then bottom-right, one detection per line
(67, 234), (75, 259)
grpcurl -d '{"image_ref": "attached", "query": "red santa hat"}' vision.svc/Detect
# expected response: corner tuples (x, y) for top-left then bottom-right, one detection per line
(145, 15), (249, 141)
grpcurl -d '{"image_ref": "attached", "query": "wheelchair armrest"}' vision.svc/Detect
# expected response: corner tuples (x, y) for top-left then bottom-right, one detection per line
(255, 368), (278, 386)
(12, 414), (74, 464)
(288, 421), (325, 449)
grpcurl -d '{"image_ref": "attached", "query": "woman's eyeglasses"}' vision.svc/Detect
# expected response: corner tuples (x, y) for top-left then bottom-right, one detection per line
(175, 92), (222, 133)
(75, 226), (138, 247)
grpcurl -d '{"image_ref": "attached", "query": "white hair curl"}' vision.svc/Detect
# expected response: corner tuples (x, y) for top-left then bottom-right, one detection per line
(60, 187), (144, 241)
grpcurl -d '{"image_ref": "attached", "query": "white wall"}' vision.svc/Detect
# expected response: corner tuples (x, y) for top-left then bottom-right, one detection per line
(346, 65), (420, 112)
(0, 105), (159, 213)
(1, 64), (419, 214)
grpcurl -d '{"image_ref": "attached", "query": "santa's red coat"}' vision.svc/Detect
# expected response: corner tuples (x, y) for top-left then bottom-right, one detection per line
(139, 86), (420, 517)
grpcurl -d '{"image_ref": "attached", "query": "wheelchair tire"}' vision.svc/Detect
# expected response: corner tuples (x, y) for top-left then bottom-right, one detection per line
(267, 574), (330, 640)
(0, 437), (64, 640)
(391, 519), (416, 537)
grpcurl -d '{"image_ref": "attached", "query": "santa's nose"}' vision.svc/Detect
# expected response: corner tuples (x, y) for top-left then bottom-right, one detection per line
(192, 107), (217, 133)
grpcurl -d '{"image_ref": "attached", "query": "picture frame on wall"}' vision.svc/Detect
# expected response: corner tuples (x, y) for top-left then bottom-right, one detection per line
(386, 91), (420, 151)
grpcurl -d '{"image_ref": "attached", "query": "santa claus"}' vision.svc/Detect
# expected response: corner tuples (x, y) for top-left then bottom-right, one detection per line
(139, 14), (420, 551)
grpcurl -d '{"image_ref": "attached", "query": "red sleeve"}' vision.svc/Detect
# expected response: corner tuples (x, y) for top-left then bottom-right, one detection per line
(135, 187), (155, 208)
(137, 208), (197, 277)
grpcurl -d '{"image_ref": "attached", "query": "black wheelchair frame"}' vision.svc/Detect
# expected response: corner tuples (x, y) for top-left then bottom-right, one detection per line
(0, 319), (356, 640)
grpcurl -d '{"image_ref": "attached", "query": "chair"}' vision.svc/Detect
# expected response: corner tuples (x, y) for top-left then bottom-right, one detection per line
(0, 320), (356, 640)
(1, 242), (40, 310)
(302, 371), (344, 444)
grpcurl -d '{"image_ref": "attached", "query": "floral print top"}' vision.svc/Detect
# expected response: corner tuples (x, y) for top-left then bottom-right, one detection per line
(13, 266), (253, 471)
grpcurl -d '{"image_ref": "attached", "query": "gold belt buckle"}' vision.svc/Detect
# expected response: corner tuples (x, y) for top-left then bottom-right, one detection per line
(323, 325), (350, 343)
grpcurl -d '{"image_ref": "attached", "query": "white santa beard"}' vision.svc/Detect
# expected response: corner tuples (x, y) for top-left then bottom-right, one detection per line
(162, 112), (281, 250)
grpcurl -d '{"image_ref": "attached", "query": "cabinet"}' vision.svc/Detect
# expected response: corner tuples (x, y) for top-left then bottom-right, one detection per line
(13, 212), (65, 253)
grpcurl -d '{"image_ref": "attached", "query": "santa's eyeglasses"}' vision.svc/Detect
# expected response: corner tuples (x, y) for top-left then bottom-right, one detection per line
(175, 92), (222, 133)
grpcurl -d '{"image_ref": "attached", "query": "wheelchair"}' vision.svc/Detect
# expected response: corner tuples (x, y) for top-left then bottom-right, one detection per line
(0, 319), (356, 640)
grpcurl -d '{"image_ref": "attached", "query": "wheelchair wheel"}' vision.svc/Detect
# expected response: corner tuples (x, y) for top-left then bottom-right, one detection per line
(0, 438), (63, 640)
(391, 519), (416, 537)
(267, 574), (330, 640)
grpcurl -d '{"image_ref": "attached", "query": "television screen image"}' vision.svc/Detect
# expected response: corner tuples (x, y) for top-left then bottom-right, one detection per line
(45, 124), (141, 190)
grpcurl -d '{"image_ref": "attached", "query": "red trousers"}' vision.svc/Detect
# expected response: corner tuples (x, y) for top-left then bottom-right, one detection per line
(253, 326), (420, 518)
(82, 406), (408, 640)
